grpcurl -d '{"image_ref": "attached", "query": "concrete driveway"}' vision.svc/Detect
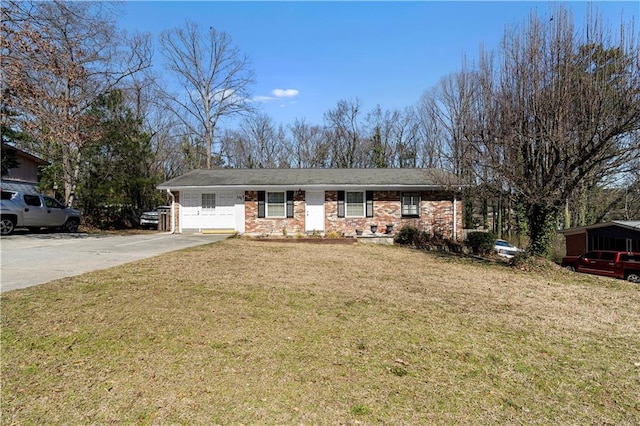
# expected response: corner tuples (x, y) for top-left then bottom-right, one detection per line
(0, 232), (229, 293)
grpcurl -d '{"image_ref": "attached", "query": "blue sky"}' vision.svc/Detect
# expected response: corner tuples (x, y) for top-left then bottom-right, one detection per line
(120, 1), (638, 127)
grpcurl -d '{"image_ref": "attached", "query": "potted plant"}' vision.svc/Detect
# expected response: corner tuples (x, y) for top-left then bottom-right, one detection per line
(355, 229), (363, 236)
(385, 224), (394, 234)
(370, 223), (378, 233)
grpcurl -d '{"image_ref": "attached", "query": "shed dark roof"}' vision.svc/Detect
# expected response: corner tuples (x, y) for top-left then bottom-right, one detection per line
(562, 220), (640, 235)
(158, 168), (463, 190)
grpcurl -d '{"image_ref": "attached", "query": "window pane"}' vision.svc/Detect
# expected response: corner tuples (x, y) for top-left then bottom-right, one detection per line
(202, 193), (216, 209)
(402, 193), (420, 216)
(346, 191), (364, 216)
(268, 192), (284, 204)
(267, 192), (285, 217)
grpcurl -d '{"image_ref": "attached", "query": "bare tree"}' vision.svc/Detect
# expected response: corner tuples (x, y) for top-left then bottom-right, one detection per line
(1, 0), (151, 205)
(159, 22), (255, 169)
(324, 99), (365, 168)
(622, 164), (640, 220)
(274, 124), (291, 168)
(363, 105), (398, 168)
(220, 129), (252, 168)
(431, 68), (481, 178)
(239, 113), (281, 168)
(415, 92), (448, 169)
(147, 112), (190, 180)
(480, 6), (640, 255)
(221, 113), (285, 168)
(287, 118), (328, 168)
(390, 107), (422, 168)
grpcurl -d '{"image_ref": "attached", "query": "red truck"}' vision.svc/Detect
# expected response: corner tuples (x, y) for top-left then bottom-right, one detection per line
(561, 250), (640, 283)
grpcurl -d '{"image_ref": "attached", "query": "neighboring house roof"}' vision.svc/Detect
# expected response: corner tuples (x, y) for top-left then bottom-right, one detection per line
(562, 220), (640, 235)
(1, 143), (49, 166)
(1, 143), (48, 193)
(158, 168), (464, 190)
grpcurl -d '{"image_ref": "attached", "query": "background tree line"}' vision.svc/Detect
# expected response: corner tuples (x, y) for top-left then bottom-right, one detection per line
(2, 1), (638, 254)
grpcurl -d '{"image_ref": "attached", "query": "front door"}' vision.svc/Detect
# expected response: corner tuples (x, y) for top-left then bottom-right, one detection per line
(305, 191), (325, 233)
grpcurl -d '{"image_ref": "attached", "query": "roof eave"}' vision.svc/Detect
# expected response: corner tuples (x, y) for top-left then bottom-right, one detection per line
(158, 183), (463, 191)
(561, 220), (640, 235)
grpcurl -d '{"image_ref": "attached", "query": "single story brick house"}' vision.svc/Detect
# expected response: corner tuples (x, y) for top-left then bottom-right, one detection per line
(562, 220), (640, 256)
(157, 168), (464, 239)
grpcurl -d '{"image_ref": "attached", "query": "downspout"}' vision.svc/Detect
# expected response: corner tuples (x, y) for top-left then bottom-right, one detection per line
(167, 189), (175, 234)
(452, 193), (457, 241)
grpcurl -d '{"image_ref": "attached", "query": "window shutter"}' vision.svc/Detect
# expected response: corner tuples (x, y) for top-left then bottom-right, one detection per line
(257, 191), (265, 218)
(337, 191), (345, 218)
(366, 191), (374, 218)
(286, 191), (294, 218)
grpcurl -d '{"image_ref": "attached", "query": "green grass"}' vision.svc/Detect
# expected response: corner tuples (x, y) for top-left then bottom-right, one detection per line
(2, 239), (639, 424)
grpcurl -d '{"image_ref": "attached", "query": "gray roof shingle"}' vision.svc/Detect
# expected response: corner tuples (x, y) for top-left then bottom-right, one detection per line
(158, 168), (463, 190)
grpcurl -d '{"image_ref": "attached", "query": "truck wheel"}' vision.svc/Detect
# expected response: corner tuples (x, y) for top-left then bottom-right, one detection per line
(63, 218), (79, 233)
(626, 273), (640, 284)
(564, 265), (575, 272)
(1, 216), (16, 236)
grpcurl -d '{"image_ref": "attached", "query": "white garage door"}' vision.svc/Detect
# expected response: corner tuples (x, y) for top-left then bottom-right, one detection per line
(182, 191), (238, 231)
(202, 191), (236, 229)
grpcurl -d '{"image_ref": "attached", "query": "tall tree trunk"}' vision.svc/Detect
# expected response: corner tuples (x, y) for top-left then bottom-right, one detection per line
(496, 195), (503, 239)
(564, 199), (571, 229)
(482, 198), (488, 229)
(527, 203), (558, 256)
(67, 150), (82, 207)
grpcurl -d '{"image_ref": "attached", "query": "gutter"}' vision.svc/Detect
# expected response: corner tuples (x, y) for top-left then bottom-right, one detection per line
(453, 194), (457, 241)
(157, 184), (450, 191)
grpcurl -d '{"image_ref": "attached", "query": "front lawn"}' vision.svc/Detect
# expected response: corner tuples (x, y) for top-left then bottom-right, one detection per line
(2, 239), (639, 424)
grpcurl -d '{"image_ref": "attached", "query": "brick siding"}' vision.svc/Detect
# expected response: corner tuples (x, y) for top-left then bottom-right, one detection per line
(171, 191), (180, 231)
(325, 190), (462, 239)
(244, 190), (463, 239)
(245, 191), (306, 235)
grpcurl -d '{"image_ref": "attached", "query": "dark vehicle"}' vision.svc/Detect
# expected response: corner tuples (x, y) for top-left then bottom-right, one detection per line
(0, 190), (81, 236)
(139, 206), (170, 229)
(561, 250), (640, 283)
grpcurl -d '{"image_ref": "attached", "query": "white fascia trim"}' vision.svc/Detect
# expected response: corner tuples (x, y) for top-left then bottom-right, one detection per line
(158, 184), (449, 191)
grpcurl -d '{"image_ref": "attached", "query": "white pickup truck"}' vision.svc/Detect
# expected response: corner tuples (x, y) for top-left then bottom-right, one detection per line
(0, 190), (81, 235)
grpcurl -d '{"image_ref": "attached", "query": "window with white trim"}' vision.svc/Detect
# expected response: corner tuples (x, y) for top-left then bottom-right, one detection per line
(401, 193), (420, 217)
(202, 193), (216, 210)
(346, 191), (364, 217)
(267, 191), (285, 217)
